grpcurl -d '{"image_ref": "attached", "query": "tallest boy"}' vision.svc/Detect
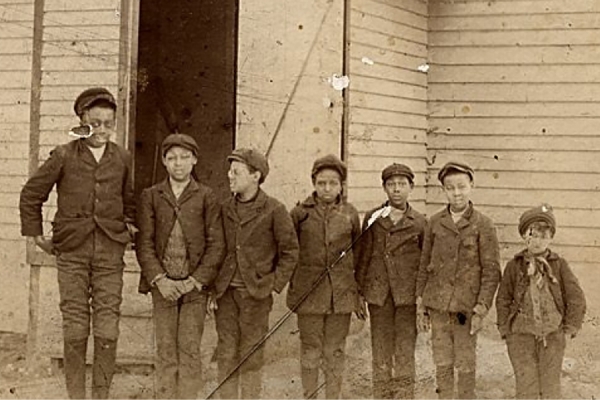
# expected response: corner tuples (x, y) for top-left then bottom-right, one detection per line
(20, 88), (135, 399)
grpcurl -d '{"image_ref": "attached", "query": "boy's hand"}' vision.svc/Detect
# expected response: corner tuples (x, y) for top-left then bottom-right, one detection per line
(470, 313), (484, 335)
(416, 297), (430, 333)
(34, 235), (56, 255)
(175, 278), (198, 295)
(206, 292), (218, 318)
(563, 325), (579, 339)
(156, 277), (182, 302)
(355, 295), (368, 320)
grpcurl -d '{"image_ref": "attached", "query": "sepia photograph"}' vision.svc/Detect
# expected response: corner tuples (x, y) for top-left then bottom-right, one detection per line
(0, 0), (598, 398)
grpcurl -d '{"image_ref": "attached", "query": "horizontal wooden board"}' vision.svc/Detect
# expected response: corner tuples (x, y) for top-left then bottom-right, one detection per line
(0, 70), (31, 88)
(0, 175), (26, 192)
(351, 74), (427, 101)
(43, 25), (120, 42)
(430, 13), (600, 31)
(44, 10), (121, 26)
(350, 10), (427, 45)
(348, 124), (426, 144)
(429, 101), (600, 118)
(428, 116), (600, 136)
(0, 38), (31, 54)
(42, 54), (119, 71)
(430, 149), (600, 173)
(350, 59), (427, 86)
(39, 115), (79, 131)
(428, 82), (600, 102)
(349, 27), (427, 58)
(38, 129), (76, 145)
(0, 3), (34, 22)
(429, 29), (600, 47)
(428, 133), (600, 152)
(348, 154), (428, 172)
(350, 43), (426, 72)
(427, 186), (600, 210)
(40, 84), (117, 101)
(0, 140), (28, 159)
(0, 88), (29, 105)
(0, 207), (19, 225)
(351, 92), (426, 115)
(429, 0), (600, 17)
(428, 65), (600, 83)
(352, 0), (427, 30)
(44, 0), (121, 11)
(0, 102), (29, 122)
(430, 46), (600, 66)
(351, 108), (428, 130)
(41, 39), (119, 56)
(349, 139), (426, 158)
(0, 21), (33, 38)
(41, 70), (119, 87)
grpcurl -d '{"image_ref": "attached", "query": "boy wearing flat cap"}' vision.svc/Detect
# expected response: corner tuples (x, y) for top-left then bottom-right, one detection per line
(136, 133), (225, 398)
(496, 204), (586, 399)
(356, 163), (426, 399)
(213, 148), (299, 399)
(286, 154), (362, 399)
(415, 161), (500, 399)
(19, 87), (135, 399)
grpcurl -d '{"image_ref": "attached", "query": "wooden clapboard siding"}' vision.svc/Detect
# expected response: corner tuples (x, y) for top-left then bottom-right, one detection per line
(0, 0), (34, 333)
(427, 0), (600, 267)
(348, 0), (429, 214)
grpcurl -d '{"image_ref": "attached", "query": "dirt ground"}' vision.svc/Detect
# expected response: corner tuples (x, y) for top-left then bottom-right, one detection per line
(0, 307), (598, 399)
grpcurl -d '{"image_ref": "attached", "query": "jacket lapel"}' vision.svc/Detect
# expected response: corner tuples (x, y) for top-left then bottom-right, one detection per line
(239, 190), (268, 226)
(440, 207), (459, 234)
(156, 180), (179, 210)
(177, 179), (200, 205)
(77, 139), (101, 167)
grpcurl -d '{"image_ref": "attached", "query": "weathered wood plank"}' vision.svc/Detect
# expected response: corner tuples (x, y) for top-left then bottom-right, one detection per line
(44, 0), (120, 11)
(429, 29), (600, 47)
(428, 65), (600, 83)
(0, 38), (31, 54)
(348, 124), (426, 144)
(351, 43), (426, 71)
(350, 11), (427, 45)
(428, 133), (600, 152)
(352, 92), (426, 115)
(0, 3), (34, 22)
(351, 108), (428, 130)
(41, 70), (119, 86)
(42, 55), (119, 71)
(0, 70), (31, 88)
(429, 101), (600, 118)
(44, 26), (120, 42)
(0, 21), (33, 38)
(349, 27), (428, 58)
(41, 39), (119, 56)
(351, 59), (427, 86)
(430, 0), (600, 17)
(352, 0), (427, 30)
(352, 74), (427, 101)
(44, 10), (120, 26)
(349, 140), (426, 158)
(428, 117), (600, 136)
(430, 13), (600, 31)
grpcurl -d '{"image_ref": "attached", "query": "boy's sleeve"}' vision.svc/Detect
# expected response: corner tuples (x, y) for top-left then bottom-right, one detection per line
(272, 203), (300, 294)
(121, 151), (136, 224)
(135, 189), (165, 283)
(559, 258), (587, 332)
(415, 219), (432, 298)
(19, 147), (64, 237)
(496, 260), (516, 338)
(350, 208), (362, 271)
(476, 217), (501, 312)
(355, 211), (373, 292)
(191, 190), (226, 286)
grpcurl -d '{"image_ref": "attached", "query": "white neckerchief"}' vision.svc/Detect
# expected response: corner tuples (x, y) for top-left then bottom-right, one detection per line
(87, 144), (106, 162)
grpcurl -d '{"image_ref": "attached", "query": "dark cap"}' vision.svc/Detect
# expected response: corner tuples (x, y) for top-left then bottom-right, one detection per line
(518, 203), (556, 237)
(228, 148), (270, 183)
(381, 163), (414, 184)
(74, 87), (117, 117)
(311, 154), (347, 181)
(161, 134), (199, 157)
(438, 161), (475, 183)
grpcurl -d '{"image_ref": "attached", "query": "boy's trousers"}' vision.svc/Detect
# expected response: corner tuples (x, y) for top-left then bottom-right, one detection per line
(369, 295), (417, 399)
(506, 331), (565, 399)
(151, 288), (207, 399)
(215, 287), (273, 399)
(297, 313), (351, 399)
(430, 310), (477, 399)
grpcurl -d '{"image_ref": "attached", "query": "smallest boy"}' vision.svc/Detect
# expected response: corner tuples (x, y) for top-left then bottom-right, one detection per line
(415, 161), (500, 399)
(496, 204), (586, 399)
(356, 163), (426, 399)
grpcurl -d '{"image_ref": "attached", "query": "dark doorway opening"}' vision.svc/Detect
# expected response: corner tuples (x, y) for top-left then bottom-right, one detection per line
(134, 0), (237, 200)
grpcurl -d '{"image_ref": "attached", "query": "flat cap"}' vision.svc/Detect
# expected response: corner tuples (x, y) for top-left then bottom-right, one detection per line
(438, 161), (474, 183)
(381, 163), (414, 183)
(161, 133), (199, 157)
(311, 154), (347, 181)
(74, 87), (117, 117)
(518, 203), (556, 237)
(228, 148), (270, 183)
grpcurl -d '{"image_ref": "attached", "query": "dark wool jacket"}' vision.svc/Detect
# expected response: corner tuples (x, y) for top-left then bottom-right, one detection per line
(416, 203), (501, 314)
(19, 139), (135, 252)
(213, 189), (299, 300)
(286, 194), (361, 314)
(356, 203), (427, 307)
(496, 249), (586, 338)
(136, 179), (226, 294)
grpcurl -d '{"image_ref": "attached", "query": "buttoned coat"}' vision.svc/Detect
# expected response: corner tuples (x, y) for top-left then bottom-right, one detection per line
(356, 203), (427, 307)
(19, 139), (135, 251)
(136, 179), (226, 293)
(213, 189), (299, 300)
(496, 249), (586, 338)
(286, 194), (361, 314)
(416, 203), (501, 313)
